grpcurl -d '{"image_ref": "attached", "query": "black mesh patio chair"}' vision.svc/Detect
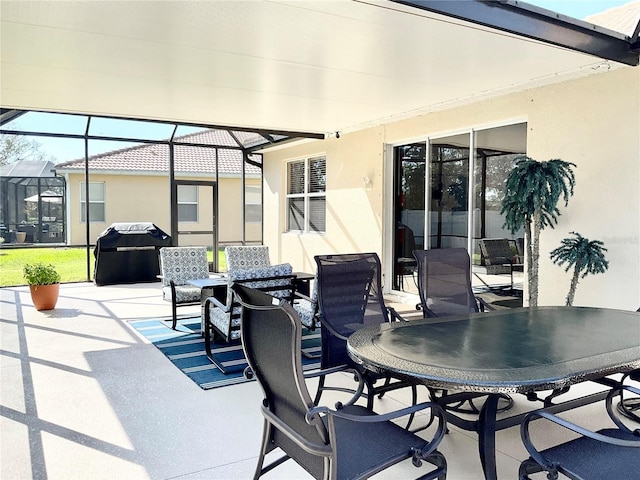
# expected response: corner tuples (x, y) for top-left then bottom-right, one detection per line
(413, 248), (513, 414)
(413, 248), (493, 318)
(617, 307), (640, 423)
(313, 253), (417, 411)
(396, 223), (418, 291)
(232, 283), (448, 480)
(519, 384), (640, 480)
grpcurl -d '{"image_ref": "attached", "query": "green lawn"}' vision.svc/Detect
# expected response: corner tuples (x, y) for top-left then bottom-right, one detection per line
(0, 247), (224, 287)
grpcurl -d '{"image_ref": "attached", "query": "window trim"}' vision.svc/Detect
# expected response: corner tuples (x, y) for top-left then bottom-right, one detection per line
(286, 155), (326, 234)
(177, 184), (199, 223)
(79, 181), (105, 223)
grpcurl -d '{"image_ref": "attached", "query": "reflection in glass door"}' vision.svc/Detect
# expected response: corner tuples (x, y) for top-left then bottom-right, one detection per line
(390, 123), (527, 291)
(429, 135), (470, 249)
(392, 144), (425, 290)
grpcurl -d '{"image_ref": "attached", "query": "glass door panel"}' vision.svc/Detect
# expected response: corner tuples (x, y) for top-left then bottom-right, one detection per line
(393, 143), (426, 290)
(429, 135), (470, 249)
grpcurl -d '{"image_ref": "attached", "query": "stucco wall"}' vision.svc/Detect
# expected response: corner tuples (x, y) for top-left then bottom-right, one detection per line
(263, 66), (640, 309)
(63, 173), (261, 246)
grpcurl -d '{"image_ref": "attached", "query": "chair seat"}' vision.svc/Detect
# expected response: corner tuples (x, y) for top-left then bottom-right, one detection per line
(293, 298), (316, 328)
(162, 285), (201, 304)
(329, 404), (444, 480)
(208, 304), (242, 341)
(535, 428), (640, 479)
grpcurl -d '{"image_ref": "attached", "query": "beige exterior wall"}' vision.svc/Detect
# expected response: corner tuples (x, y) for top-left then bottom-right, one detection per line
(263, 66), (640, 309)
(63, 172), (261, 247)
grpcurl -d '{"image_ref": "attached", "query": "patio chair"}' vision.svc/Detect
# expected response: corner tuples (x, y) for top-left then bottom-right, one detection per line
(232, 283), (449, 480)
(224, 245), (271, 271)
(617, 311), (640, 423)
(313, 252), (417, 412)
(204, 263), (309, 372)
(519, 384), (640, 480)
(159, 246), (210, 330)
(413, 248), (493, 318)
(413, 248), (513, 413)
(478, 238), (523, 289)
(224, 244), (318, 331)
(396, 223), (418, 291)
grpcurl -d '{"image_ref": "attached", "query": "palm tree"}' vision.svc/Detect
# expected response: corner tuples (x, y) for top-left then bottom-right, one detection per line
(501, 156), (576, 307)
(550, 232), (608, 306)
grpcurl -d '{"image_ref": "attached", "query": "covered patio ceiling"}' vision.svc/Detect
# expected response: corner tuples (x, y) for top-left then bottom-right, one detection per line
(1, 0), (638, 138)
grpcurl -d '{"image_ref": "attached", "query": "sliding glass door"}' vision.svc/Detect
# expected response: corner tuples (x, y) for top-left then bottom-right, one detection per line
(391, 122), (526, 290)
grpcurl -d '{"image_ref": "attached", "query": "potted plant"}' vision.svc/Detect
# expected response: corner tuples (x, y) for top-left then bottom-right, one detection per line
(501, 156), (576, 307)
(550, 232), (609, 306)
(23, 263), (61, 311)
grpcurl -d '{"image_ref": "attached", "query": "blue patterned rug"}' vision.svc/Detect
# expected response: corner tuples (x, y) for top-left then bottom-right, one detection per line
(129, 316), (322, 390)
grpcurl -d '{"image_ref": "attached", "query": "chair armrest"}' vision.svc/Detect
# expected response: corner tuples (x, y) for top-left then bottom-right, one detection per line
(293, 290), (313, 303)
(476, 296), (495, 312)
(387, 306), (409, 322)
(304, 364), (365, 406)
(309, 401), (448, 459)
(521, 385), (640, 472)
(204, 295), (229, 312)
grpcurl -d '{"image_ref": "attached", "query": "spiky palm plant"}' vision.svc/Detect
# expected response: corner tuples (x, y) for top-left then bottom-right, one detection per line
(501, 156), (576, 307)
(550, 232), (608, 306)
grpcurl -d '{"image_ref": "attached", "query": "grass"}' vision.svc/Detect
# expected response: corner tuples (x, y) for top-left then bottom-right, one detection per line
(0, 247), (225, 287)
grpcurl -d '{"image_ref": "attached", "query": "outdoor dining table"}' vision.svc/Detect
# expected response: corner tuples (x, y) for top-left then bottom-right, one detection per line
(347, 306), (640, 480)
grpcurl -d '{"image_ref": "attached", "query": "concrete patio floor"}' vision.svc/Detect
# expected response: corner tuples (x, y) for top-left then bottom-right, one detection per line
(0, 281), (624, 479)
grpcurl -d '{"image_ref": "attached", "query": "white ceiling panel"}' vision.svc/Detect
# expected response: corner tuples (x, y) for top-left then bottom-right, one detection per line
(0, 0), (632, 135)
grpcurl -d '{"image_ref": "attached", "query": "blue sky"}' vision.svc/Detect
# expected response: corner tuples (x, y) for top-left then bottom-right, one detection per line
(527, 0), (630, 19)
(7, 0), (634, 163)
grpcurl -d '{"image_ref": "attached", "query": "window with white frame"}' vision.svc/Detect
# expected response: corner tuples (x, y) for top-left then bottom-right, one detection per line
(244, 185), (262, 223)
(80, 182), (105, 222)
(177, 185), (198, 222)
(286, 155), (326, 233)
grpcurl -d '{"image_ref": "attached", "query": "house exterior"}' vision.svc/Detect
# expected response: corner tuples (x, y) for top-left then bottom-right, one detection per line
(1, 1), (638, 308)
(54, 130), (262, 247)
(262, 6), (640, 310)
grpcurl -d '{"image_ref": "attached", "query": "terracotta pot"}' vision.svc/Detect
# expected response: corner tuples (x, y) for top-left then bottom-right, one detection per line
(29, 283), (60, 311)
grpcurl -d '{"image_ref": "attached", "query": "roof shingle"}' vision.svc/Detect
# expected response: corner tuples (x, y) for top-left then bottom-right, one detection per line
(54, 130), (261, 176)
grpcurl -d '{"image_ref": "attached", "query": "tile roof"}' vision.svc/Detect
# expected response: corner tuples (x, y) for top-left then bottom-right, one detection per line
(54, 129), (261, 177)
(0, 160), (57, 177)
(585, 0), (640, 37)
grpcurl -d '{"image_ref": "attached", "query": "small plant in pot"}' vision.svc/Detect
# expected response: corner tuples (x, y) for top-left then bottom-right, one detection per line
(24, 263), (61, 311)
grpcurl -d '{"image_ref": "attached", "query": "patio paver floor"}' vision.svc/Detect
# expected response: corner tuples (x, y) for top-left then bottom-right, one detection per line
(0, 282), (620, 479)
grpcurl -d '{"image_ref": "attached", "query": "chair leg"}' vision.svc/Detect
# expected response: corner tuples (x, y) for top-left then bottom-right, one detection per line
(422, 450), (447, 480)
(171, 300), (178, 330)
(313, 374), (326, 405)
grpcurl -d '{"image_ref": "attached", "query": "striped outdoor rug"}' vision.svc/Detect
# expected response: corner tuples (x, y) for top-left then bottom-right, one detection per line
(129, 316), (322, 390)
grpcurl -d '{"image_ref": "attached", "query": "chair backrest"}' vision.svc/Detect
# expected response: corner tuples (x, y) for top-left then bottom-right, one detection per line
(225, 245), (270, 271)
(232, 284), (328, 478)
(399, 224), (417, 259)
(225, 263), (294, 306)
(314, 253), (389, 368)
(413, 248), (479, 318)
(479, 238), (514, 265)
(159, 246), (209, 286)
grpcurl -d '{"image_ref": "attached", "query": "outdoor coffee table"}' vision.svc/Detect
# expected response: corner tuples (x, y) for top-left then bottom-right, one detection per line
(347, 306), (640, 480)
